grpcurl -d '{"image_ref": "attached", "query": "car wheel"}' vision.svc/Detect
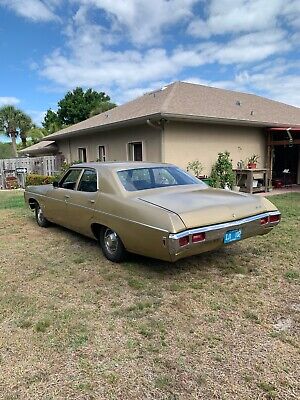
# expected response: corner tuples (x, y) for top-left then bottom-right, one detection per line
(35, 203), (50, 228)
(99, 227), (126, 262)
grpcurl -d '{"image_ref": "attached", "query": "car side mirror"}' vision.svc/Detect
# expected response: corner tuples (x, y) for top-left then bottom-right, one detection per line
(53, 181), (59, 188)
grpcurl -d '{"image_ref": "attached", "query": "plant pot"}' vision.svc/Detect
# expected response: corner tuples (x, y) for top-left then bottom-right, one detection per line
(248, 163), (256, 169)
(201, 178), (212, 186)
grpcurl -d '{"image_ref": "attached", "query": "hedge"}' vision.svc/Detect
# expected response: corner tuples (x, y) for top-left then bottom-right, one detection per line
(26, 174), (58, 186)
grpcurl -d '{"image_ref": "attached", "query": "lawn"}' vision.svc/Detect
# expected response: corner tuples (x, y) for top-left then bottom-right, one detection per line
(0, 191), (299, 399)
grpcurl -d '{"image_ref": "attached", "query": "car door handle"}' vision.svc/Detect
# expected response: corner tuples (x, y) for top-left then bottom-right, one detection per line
(65, 195), (70, 199)
(90, 200), (95, 204)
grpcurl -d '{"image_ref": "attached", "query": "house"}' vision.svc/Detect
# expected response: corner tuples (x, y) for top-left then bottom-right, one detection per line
(20, 81), (300, 184)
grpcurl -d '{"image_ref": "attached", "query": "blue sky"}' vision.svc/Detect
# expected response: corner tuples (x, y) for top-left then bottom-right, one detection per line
(0, 0), (299, 139)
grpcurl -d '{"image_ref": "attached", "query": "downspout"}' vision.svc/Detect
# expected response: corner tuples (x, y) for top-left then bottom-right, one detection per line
(286, 128), (293, 146)
(68, 139), (72, 162)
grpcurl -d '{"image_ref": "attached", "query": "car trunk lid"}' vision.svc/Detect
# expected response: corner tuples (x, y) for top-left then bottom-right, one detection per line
(138, 187), (265, 229)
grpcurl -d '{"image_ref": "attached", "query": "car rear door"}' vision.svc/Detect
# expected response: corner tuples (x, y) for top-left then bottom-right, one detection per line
(65, 168), (99, 237)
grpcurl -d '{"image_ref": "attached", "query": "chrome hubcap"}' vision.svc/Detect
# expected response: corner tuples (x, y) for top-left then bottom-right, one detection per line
(104, 229), (118, 254)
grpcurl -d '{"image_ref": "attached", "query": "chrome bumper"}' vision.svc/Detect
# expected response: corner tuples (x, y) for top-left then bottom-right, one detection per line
(168, 211), (281, 260)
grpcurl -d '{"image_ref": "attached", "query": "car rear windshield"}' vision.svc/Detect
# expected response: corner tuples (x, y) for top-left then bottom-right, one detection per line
(117, 167), (205, 191)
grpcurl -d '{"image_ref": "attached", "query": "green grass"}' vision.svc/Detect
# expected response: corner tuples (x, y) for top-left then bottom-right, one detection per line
(0, 191), (299, 399)
(0, 190), (24, 209)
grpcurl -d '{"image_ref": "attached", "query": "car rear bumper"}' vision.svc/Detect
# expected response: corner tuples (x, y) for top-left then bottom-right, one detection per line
(168, 211), (281, 261)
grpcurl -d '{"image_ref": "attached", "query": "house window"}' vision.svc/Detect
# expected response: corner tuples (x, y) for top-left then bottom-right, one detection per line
(98, 145), (106, 162)
(78, 147), (87, 162)
(128, 142), (143, 161)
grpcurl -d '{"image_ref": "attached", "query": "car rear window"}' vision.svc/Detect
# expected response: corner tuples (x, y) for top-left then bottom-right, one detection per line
(117, 167), (205, 191)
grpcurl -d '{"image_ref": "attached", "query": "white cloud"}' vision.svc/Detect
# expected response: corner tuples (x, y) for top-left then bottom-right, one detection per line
(185, 59), (300, 108)
(40, 8), (290, 90)
(187, 0), (297, 38)
(0, 97), (20, 106)
(75, 0), (197, 45)
(202, 30), (291, 64)
(0, 0), (58, 21)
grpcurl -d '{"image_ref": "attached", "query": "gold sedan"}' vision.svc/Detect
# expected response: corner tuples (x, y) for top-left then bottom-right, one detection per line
(24, 162), (281, 262)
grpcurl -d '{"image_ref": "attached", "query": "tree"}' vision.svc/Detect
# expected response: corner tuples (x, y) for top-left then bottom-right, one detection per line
(17, 126), (49, 150)
(0, 142), (13, 159)
(19, 113), (32, 147)
(89, 101), (116, 117)
(0, 106), (33, 157)
(210, 151), (235, 189)
(42, 88), (116, 133)
(42, 109), (62, 134)
(27, 126), (48, 144)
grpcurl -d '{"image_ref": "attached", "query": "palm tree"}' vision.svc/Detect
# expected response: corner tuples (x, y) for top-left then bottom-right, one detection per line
(0, 105), (33, 157)
(19, 113), (32, 148)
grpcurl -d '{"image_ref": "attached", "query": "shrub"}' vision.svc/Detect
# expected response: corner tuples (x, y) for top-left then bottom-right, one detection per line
(187, 160), (203, 177)
(210, 151), (235, 189)
(26, 174), (57, 186)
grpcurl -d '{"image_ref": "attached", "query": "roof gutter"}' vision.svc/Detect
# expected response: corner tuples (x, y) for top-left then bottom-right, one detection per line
(160, 112), (298, 129)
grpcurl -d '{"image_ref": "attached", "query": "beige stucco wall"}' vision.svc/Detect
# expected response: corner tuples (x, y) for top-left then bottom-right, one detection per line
(163, 121), (266, 175)
(57, 124), (162, 163)
(56, 120), (267, 177)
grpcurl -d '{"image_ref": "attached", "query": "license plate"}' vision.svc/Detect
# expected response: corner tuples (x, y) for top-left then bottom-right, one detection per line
(224, 229), (242, 244)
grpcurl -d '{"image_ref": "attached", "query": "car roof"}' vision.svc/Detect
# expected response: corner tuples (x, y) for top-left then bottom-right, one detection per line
(71, 161), (174, 171)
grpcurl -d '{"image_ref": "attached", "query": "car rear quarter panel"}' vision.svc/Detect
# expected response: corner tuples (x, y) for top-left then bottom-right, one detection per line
(92, 193), (185, 261)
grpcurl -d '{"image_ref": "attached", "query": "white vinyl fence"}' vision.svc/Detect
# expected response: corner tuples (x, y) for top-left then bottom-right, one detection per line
(0, 155), (64, 189)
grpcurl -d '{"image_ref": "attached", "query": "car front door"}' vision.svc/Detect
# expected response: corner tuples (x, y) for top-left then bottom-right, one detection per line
(65, 168), (99, 237)
(44, 168), (83, 226)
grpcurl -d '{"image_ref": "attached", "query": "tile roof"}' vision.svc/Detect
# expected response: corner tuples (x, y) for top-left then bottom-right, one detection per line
(44, 81), (300, 141)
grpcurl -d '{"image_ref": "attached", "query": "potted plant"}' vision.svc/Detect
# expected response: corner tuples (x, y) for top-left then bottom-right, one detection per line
(187, 160), (204, 179)
(210, 151), (235, 190)
(247, 154), (259, 169)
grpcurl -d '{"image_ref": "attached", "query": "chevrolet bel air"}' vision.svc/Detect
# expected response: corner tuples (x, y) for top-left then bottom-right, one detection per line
(24, 162), (281, 262)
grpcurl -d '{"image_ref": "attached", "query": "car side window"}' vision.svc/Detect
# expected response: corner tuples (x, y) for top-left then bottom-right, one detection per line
(59, 169), (82, 190)
(77, 169), (98, 192)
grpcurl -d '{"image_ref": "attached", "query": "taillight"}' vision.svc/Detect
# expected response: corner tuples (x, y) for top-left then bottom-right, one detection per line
(270, 214), (281, 223)
(260, 216), (269, 225)
(179, 236), (189, 246)
(192, 232), (206, 242)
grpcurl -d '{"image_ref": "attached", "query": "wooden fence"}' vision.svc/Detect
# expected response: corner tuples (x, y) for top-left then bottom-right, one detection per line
(0, 155), (64, 189)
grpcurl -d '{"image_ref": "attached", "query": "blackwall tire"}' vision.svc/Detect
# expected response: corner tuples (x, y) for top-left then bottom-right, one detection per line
(35, 204), (50, 228)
